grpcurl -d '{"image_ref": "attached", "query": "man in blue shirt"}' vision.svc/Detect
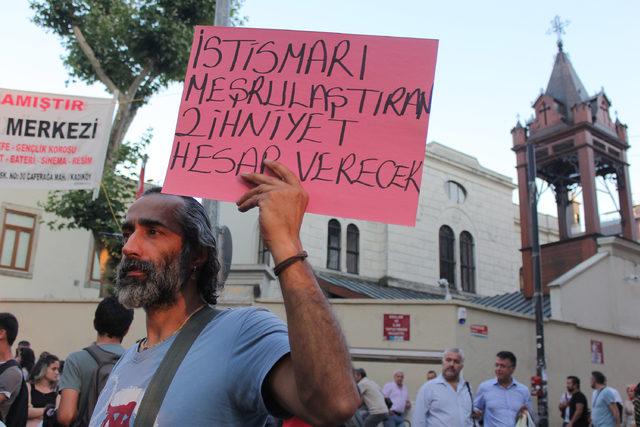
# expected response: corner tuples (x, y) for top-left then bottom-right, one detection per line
(88, 161), (360, 426)
(590, 371), (621, 427)
(413, 348), (474, 427)
(473, 351), (534, 427)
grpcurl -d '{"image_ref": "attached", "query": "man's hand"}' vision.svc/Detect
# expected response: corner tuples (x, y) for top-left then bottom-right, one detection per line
(236, 160), (308, 263)
(473, 409), (483, 420)
(406, 400), (412, 411)
(518, 405), (529, 417)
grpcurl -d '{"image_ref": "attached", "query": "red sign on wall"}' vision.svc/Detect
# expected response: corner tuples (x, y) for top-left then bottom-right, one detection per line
(383, 314), (410, 341)
(470, 324), (489, 338)
(591, 340), (604, 364)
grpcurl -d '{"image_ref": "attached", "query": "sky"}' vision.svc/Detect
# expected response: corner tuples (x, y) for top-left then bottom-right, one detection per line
(1, 1), (639, 216)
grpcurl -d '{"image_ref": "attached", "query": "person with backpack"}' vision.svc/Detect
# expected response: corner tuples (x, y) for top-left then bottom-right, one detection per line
(54, 297), (133, 426)
(0, 312), (28, 427)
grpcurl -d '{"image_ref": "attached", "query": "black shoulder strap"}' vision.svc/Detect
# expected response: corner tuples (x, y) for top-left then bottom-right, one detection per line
(465, 381), (477, 427)
(133, 305), (222, 427)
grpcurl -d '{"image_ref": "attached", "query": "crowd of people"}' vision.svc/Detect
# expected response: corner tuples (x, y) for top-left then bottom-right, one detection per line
(349, 349), (640, 427)
(1, 161), (639, 427)
(2, 161), (360, 426)
(1, 296), (134, 427)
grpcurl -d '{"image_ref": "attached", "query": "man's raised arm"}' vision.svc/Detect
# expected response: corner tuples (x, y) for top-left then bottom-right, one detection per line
(236, 160), (360, 426)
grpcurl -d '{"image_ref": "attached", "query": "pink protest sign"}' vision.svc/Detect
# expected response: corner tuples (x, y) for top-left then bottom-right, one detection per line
(162, 26), (438, 225)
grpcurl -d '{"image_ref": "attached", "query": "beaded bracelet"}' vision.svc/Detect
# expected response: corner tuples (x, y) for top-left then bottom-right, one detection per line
(273, 251), (308, 276)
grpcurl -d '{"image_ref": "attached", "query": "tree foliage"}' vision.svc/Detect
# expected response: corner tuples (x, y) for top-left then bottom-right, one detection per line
(30, 0), (244, 167)
(40, 130), (151, 257)
(29, 0), (244, 291)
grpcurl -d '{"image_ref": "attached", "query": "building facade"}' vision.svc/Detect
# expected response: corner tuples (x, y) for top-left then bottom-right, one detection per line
(0, 188), (101, 299)
(220, 141), (562, 303)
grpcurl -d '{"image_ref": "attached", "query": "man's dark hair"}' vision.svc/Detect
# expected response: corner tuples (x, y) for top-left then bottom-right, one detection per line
(354, 368), (367, 378)
(17, 340), (30, 347)
(0, 313), (19, 346)
(567, 375), (580, 389)
(592, 371), (606, 385)
(496, 351), (517, 367)
(142, 188), (222, 304)
(94, 296), (134, 338)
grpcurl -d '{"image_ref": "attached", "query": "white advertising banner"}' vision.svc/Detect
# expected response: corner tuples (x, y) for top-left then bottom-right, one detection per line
(0, 88), (115, 189)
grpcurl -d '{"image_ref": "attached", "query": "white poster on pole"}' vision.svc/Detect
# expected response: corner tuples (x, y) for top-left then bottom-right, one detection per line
(0, 88), (115, 189)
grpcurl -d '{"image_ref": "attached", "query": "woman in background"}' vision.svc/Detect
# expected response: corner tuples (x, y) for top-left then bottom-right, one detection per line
(624, 384), (637, 427)
(27, 354), (60, 427)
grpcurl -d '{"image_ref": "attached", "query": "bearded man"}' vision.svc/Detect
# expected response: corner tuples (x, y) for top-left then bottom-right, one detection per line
(89, 161), (359, 426)
(413, 348), (475, 427)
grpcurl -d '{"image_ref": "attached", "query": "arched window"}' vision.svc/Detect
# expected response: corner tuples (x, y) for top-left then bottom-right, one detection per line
(460, 231), (475, 293)
(439, 225), (455, 287)
(445, 180), (467, 204)
(346, 224), (359, 274)
(327, 219), (341, 270)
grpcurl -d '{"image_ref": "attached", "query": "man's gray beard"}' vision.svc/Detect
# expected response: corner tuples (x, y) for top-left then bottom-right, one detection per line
(115, 256), (183, 310)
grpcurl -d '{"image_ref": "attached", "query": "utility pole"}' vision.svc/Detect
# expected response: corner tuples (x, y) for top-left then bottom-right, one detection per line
(215, 0), (231, 26)
(527, 139), (548, 427)
(202, 0), (231, 229)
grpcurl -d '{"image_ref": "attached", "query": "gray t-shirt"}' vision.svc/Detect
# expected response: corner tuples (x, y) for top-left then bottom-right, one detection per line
(0, 361), (22, 421)
(89, 307), (290, 426)
(58, 343), (126, 420)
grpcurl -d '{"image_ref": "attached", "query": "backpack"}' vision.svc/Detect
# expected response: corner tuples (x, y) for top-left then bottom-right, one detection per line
(0, 359), (28, 427)
(73, 344), (121, 427)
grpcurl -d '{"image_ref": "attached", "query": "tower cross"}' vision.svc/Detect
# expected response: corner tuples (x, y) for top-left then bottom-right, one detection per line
(547, 15), (570, 50)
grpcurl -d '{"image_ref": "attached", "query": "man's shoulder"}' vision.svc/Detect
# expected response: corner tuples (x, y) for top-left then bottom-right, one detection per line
(510, 380), (530, 394)
(603, 387), (618, 401)
(0, 363), (22, 385)
(420, 378), (442, 393)
(572, 391), (587, 402)
(478, 378), (496, 389)
(201, 306), (286, 337)
(361, 378), (379, 389)
(66, 343), (124, 363)
(210, 306), (279, 323)
(0, 363), (20, 375)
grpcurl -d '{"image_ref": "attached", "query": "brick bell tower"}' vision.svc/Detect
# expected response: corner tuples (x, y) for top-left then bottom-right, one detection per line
(512, 37), (637, 298)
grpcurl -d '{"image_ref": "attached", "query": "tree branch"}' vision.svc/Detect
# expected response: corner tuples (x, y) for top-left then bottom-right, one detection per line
(72, 25), (120, 97)
(126, 62), (154, 99)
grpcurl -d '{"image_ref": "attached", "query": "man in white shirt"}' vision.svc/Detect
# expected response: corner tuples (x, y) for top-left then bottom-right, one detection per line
(383, 370), (411, 426)
(354, 368), (389, 427)
(413, 348), (474, 427)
